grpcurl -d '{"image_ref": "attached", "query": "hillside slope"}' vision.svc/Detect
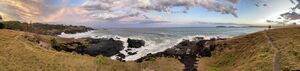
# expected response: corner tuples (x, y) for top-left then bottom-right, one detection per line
(0, 29), (184, 71)
(198, 27), (300, 71)
(1, 26), (300, 71)
(0, 29), (98, 71)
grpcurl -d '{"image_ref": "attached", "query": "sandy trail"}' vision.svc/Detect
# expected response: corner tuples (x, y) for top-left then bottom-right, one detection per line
(263, 32), (281, 71)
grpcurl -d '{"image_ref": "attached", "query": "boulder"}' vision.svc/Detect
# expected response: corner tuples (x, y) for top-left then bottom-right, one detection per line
(127, 38), (145, 48)
(116, 53), (126, 62)
(128, 52), (137, 55)
(193, 37), (204, 41)
(86, 38), (125, 57)
(125, 49), (132, 52)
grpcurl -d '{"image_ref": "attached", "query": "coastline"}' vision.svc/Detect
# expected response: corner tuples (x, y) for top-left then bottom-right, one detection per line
(58, 29), (232, 61)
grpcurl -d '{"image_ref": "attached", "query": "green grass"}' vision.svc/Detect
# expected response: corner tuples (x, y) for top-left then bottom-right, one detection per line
(96, 55), (109, 65)
(210, 67), (221, 71)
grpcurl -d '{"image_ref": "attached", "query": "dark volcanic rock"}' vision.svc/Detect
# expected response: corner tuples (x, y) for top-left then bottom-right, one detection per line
(128, 52), (137, 55)
(135, 37), (227, 71)
(52, 38), (125, 57)
(116, 53), (126, 59)
(127, 38), (145, 48)
(63, 28), (93, 34)
(163, 38), (206, 56)
(136, 37), (227, 62)
(86, 38), (124, 57)
(116, 53), (126, 62)
(125, 49), (132, 52)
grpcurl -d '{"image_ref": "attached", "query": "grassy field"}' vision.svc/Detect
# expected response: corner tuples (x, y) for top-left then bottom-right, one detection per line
(0, 29), (183, 71)
(198, 26), (300, 71)
(1, 26), (300, 71)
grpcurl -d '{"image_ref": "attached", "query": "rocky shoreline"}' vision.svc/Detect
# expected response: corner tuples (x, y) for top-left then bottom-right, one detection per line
(135, 37), (227, 62)
(51, 35), (227, 63)
(49, 32), (228, 71)
(50, 37), (147, 58)
(134, 37), (227, 71)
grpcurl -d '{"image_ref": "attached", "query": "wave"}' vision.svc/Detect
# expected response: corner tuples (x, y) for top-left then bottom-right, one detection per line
(142, 32), (175, 37)
(58, 30), (96, 39)
(58, 31), (230, 61)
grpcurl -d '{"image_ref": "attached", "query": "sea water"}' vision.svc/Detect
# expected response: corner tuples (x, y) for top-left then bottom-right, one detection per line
(59, 27), (266, 61)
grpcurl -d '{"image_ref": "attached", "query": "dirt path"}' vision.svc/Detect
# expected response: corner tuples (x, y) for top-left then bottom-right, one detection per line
(263, 32), (281, 71)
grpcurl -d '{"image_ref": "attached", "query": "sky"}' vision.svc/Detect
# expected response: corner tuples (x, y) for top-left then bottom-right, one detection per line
(0, 0), (300, 28)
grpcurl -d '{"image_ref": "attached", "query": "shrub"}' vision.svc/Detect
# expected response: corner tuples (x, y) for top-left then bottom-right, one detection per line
(50, 38), (61, 51)
(22, 35), (36, 42)
(210, 67), (221, 71)
(2, 21), (23, 30)
(0, 22), (4, 29)
(148, 57), (156, 62)
(96, 55), (109, 65)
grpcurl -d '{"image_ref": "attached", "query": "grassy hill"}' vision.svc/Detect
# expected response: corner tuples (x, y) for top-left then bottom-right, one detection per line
(198, 26), (300, 71)
(1, 26), (300, 71)
(0, 29), (183, 71)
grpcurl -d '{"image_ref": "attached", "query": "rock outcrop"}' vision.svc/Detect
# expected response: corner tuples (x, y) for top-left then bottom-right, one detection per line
(127, 38), (145, 48)
(85, 38), (124, 57)
(51, 38), (124, 57)
(135, 37), (227, 71)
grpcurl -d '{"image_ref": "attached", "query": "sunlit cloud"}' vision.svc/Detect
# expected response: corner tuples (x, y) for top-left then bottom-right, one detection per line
(0, 0), (58, 22)
(44, 7), (96, 23)
(0, 0), (296, 26)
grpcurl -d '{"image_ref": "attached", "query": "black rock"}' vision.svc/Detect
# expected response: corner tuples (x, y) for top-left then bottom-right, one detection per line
(64, 29), (89, 34)
(178, 40), (190, 46)
(128, 52), (137, 55)
(86, 38), (125, 57)
(51, 38), (125, 57)
(193, 37), (204, 41)
(127, 38), (145, 48)
(116, 53), (126, 59)
(116, 53), (126, 61)
(125, 49), (132, 52)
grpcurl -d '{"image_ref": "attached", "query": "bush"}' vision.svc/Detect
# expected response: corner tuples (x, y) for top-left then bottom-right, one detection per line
(96, 55), (109, 65)
(210, 67), (221, 71)
(2, 21), (23, 30)
(0, 22), (4, 29)
(22, 35), (36, 42)
(50, 38), (61, 51)
(0, 21), (93, 35)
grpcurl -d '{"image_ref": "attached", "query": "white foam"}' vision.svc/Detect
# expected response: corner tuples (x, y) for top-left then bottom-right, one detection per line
(58, 30), (96, 39)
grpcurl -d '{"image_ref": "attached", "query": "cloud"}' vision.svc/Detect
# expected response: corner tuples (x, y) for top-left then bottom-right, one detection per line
(261, 0), (300, 25)
(45, 7), (96, 23)
(267, 0), (300, 23)
(0, 0), (59, 22)
(280, 12), (300, 20)
(291, 0), (300, 10)
(228, 0), (240, 4)
(83, 0), (240, 18)
(0, 0), (241, 24)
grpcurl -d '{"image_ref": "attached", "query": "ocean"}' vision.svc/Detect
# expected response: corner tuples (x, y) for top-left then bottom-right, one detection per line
(59, 27), (266, 61)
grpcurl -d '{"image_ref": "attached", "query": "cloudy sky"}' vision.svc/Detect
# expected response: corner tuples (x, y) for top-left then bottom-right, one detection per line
(0, 0), (299, 27)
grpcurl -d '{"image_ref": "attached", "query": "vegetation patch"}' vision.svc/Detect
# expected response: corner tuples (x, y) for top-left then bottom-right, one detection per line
(96, 55), (109, 65)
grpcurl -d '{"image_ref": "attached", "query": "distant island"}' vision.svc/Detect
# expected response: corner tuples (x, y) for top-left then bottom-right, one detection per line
(216, 25), (271, 28)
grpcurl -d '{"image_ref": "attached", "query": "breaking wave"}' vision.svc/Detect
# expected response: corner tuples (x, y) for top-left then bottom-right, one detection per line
(58, 30), (229, 61)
